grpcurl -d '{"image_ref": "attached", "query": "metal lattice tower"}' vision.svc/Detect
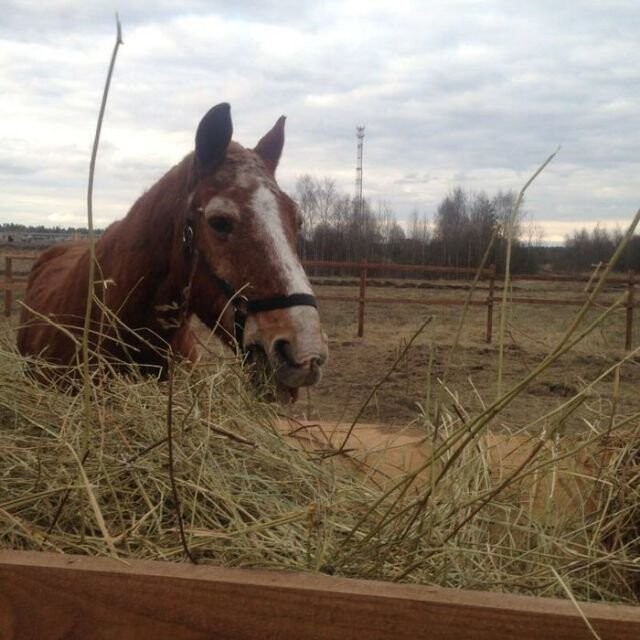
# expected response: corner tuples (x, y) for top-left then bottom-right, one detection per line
(355, 126), (365, 216)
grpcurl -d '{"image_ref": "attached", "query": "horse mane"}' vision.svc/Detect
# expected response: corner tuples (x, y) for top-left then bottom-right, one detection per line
(108, 153), (195, 238)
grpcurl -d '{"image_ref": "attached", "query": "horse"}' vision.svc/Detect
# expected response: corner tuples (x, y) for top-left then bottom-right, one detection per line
(17, 103), (328, 400)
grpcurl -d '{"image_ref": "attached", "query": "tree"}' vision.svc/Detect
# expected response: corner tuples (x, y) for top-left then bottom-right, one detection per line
(294, 175), (318, 259)
(316, 178), (338, 227)
(408, 209), (430, 264)
(435, 187), (469, 266)
(492, 190), (520, 239)
(468, 191), (496, 266)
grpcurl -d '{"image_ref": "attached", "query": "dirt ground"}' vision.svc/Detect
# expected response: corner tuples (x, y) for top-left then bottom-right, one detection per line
(293, 280), (640, 432)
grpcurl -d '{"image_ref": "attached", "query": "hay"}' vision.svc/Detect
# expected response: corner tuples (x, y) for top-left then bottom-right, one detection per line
(0, 319), (638, 604)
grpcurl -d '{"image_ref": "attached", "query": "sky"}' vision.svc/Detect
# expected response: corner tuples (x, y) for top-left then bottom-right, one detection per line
(1, 0), (639, 243)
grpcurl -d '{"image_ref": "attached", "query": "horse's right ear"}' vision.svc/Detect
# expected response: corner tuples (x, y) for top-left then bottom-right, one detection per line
(195, 103), (233, 174)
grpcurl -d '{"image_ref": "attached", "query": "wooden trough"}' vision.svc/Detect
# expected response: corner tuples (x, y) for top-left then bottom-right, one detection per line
(1, 550), (639, 639)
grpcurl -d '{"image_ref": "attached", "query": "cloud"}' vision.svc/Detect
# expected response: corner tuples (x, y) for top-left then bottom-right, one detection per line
(1, 0), (639, 240)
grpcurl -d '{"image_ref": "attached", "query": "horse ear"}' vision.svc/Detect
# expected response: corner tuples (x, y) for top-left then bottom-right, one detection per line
(195, 103), (233, 174)
(254, 116), (286, 174)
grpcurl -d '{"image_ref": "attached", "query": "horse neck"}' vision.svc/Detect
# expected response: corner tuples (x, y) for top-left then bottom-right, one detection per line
(95, 155), (195, 328)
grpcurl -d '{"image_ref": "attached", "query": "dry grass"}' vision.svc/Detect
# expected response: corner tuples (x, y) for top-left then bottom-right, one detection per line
(0, 310), (638, 604)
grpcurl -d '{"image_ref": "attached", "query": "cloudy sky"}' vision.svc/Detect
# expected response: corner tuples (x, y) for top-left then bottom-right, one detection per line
(1, 0), (638, 242)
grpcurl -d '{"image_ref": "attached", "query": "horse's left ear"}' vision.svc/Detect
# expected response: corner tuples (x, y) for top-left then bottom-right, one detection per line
(255, 116), (286, 174)
(195, 103), (233, 174)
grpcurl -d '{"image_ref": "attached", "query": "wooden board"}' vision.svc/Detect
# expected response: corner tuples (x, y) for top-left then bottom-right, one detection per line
(0, 551), (638, 640)
(0, 281), (28, 292)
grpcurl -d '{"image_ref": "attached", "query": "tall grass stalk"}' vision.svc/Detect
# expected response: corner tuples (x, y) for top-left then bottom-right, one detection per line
(81, 14), (123, 468)
(78, 17), (123, 539)
(496, 147), (559, 397)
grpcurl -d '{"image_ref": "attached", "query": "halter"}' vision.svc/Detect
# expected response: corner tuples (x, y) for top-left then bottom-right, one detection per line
(182, 208), (317, 349)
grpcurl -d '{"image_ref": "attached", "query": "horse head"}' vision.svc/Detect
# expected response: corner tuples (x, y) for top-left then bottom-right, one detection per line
(183, 103), (328, 399)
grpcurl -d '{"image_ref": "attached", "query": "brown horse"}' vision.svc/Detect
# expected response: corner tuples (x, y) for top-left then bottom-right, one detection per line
(17, 103), (328, 398)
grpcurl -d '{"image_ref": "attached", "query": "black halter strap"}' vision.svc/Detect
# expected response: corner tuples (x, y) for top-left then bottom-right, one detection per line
(247, 293), (317, 314)
(182, 212), (317, 348)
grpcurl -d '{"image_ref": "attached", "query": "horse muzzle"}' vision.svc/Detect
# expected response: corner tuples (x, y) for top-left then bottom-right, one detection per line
(242, 305), (328, 395)
(272, 336), (327, 388)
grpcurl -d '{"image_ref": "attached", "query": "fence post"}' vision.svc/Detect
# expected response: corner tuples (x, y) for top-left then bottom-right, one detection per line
(625, 270), (635, 351)
(486, 264), (495, 344)
(357, 259), (367, 338)
(4, 256), (12, 318)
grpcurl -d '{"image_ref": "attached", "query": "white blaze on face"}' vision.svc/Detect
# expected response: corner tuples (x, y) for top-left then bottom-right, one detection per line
(251, 184), (313, 295)
(243, 182), (328, 377)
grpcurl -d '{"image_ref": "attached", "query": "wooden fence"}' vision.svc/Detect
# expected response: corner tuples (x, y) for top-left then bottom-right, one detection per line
(1, 551), (639, 639)
(1, 253), (37, 319)
(2, 254), (637, 349)
(304, 259), (637, 349)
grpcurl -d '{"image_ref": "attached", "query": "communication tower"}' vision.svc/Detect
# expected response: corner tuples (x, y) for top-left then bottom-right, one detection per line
(355, 126), (365, 216)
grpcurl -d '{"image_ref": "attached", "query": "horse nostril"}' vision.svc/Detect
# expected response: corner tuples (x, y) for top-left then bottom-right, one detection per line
(274, 340), (326, 370)
(274, 339), (298, 368)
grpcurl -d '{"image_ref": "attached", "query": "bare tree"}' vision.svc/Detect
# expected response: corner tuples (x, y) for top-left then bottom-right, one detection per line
(410, 209), (430, 263)
(435, 187), (469, 266)
(492, 190), (521, 241)
(316, 178), (338, 226)
(469, 191), (496, 266)
(294, 175), (318, 258)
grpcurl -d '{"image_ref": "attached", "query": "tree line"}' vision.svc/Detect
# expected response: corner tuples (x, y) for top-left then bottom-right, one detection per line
(294, 176), (638, 274)
(0, 223), (92, 234)
(4, 190), (637, 274)
(554, 225), (640, 272)
(295, 177), (544, 273)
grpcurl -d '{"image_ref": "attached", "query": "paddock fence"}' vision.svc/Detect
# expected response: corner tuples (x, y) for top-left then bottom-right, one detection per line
(1, 253), (38, 319)
(303, 259), (637, 349)
(1, 551), (639, 639)
(2, 253), (637, 349)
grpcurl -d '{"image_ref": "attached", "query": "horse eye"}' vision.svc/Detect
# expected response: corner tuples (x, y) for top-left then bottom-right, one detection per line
(208, 216), (234, 236)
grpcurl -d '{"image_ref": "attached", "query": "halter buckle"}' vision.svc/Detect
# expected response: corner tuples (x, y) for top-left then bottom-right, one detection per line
(234, 293), (249, 316)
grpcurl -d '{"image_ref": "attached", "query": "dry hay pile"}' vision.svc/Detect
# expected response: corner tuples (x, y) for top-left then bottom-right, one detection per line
(0, 323), (638, 605)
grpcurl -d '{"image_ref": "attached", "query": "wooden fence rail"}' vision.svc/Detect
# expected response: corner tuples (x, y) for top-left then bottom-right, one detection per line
(2, 254), (34, 318)
(306, 260), (637, 349)
(1, 255), (637, 349)
(1, 551), (639, 640)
